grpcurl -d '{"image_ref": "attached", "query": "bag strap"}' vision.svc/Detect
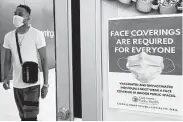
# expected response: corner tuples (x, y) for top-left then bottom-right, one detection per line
(15, 31), (23, 65)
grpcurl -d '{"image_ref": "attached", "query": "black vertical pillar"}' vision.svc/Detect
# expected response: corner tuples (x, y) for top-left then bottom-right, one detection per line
(0, 46), (1, 82)
(71, 0), (82, 118)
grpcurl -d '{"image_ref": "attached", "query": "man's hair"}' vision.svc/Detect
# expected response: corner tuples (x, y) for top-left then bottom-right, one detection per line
(17, 4), (31, 15)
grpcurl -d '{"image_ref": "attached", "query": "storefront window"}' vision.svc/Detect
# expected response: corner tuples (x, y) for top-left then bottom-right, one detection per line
(0, 0), (56, 120)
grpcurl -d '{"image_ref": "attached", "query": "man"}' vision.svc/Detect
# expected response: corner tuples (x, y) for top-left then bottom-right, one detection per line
(2, 4), (49, 121)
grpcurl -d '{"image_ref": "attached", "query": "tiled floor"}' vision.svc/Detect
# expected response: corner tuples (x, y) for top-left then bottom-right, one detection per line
(0, 69), (56, 121)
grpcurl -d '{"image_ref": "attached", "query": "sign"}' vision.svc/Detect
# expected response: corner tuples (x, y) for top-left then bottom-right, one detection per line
(108, 15), (182, 116)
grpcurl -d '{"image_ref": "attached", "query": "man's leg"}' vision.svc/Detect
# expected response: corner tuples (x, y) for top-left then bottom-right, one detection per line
(22, 85), (40, 121)
(21, 117), (37, 121)
(13, 87), (25, 121)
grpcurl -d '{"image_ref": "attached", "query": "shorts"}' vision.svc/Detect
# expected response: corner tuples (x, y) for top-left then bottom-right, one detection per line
(13, 85), (40, 119)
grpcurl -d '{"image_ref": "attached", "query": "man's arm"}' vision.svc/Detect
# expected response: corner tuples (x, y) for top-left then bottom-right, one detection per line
(38, 47), (48, 85)
(3, 48), (12, 81)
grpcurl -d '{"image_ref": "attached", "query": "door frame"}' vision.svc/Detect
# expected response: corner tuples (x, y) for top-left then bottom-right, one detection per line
(54, 0), (74, 121)
(80, 0), (103, 121)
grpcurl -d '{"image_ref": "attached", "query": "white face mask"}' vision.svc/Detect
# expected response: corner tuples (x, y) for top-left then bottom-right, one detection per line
(117, 52), (175, 83)
(13, 15), (24, 28)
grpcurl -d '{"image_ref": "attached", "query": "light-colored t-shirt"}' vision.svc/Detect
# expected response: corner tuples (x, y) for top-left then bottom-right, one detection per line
(3, 26), (46, 88)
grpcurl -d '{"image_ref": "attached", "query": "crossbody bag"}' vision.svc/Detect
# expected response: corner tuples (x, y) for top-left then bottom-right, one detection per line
(15, 31), (38, 84)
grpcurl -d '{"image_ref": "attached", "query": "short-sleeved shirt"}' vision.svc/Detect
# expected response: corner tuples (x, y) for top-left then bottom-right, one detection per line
(3, 26), (46, 88)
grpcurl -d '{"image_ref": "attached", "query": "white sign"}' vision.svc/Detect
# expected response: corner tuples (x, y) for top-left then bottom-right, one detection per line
(108, 15), (183, 116)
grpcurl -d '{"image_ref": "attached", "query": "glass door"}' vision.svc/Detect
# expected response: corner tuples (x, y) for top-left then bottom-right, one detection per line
(101, 0), (182, 121)
(81, 0), (182, 121)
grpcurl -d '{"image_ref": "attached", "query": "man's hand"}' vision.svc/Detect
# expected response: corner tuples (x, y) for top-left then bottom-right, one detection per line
(3, 79), (10, 90)
(38, 47), (49, 99)
(41, 84), (48, 99)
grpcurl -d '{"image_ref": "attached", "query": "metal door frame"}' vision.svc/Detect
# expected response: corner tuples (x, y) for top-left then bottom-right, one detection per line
(54, 0), (74, 121)
(80, 0), (103, 121)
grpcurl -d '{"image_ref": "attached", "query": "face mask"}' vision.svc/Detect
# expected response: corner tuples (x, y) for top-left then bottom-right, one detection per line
(13, 15), (24, 28)
(117, 52), (175, 83)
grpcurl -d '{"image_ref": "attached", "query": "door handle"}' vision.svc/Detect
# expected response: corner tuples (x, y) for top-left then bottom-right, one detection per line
(57, 107), (71, 120)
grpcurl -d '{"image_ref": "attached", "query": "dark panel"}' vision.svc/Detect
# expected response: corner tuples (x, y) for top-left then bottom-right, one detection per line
(71, 0), (82, 118)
